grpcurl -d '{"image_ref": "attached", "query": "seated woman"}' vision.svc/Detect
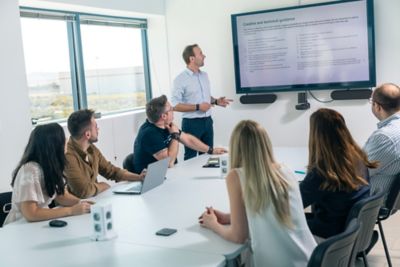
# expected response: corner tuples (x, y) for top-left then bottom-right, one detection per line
(300, 108), (378, 239)
(199, 120), (316, 267)
(4, 123), (92, 225)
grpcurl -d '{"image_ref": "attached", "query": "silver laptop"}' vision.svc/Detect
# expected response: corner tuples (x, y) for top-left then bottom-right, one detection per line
(113, 157), (170, 195)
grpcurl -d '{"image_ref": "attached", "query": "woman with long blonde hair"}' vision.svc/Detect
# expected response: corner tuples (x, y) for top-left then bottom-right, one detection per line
(199, 120), (316, 266)
(300, 108), (377, 238)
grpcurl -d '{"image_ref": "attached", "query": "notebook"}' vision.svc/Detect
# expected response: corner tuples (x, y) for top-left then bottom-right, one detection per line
(113, 157), (170, 195)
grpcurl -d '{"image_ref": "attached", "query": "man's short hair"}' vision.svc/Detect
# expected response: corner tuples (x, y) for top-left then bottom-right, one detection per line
(67, 109), (95, 139)
(182, 44), (198, 64)
(373, 83), (400, 113)
(146, 95), (168, 123)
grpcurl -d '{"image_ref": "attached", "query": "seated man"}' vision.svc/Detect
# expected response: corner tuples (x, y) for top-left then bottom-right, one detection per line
(133, 95), (227, 173)
(65, 109), (145, 198)
(364, 83), (400, 198)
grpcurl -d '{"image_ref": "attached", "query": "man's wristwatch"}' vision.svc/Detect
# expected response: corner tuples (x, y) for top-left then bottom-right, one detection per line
(212, 99), (218, 105)
(195, 104), (200, 111)
(207, 146), (214, 154)
(171, 130), (182, 141)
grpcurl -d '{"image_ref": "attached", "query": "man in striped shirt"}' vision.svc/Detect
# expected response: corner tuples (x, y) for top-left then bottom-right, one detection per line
(364, 83), (400, 200)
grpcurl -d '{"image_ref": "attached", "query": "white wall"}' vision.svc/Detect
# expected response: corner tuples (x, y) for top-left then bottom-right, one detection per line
(165, 0), (400, 149)
(0, 0), (32, 193)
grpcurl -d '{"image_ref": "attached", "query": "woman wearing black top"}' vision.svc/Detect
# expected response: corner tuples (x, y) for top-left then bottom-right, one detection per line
(300, 108), (378, 238)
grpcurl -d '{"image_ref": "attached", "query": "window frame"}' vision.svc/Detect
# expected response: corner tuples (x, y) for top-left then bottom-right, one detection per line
(20, 7), (152, 125)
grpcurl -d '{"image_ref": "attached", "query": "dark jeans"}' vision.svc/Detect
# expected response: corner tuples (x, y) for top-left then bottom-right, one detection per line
(182, 117), (214, 160)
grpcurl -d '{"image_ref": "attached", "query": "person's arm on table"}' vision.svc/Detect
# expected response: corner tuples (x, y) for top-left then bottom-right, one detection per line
(199, 170), (248, 243)
(179, 132), (227, 155)
(20, 198), (91, 222)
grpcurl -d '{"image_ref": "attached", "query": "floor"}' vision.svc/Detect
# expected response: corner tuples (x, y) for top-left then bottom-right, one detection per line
(355, 212), (400, 267)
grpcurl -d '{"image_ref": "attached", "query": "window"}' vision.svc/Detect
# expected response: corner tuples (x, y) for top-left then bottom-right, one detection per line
(21, 17), (74, 124)
(80, 23), (146, 113)
(20, 9), (151, 125)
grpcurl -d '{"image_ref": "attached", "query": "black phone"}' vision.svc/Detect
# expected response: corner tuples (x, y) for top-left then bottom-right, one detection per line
(49, 219), (68, 227)
(155, 228), (177, 236)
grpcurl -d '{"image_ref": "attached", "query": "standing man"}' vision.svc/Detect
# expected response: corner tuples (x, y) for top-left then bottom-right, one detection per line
(133, 95), (227, 173)
(364, 83), (400, 197)
(171, 44), (232, 160)
(64, 109), (145, 198)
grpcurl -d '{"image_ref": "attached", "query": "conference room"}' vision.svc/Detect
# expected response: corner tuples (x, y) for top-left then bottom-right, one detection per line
(1, 0), (399, 266)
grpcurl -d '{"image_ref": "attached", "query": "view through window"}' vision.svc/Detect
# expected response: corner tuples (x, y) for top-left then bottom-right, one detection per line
(80, 24), (146, 114)
(20, 10), (150, 125)
(21, 18), (74, 124)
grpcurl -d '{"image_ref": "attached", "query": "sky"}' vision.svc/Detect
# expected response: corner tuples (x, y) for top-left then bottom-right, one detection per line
(21, 17), (144, 74)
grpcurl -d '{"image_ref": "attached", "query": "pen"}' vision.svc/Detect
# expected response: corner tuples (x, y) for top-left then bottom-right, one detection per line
(294, 170), (306, 175)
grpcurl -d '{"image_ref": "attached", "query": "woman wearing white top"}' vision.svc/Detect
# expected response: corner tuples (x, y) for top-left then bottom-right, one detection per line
(199, 120), (316, 267)
(4, 123), (92, 225)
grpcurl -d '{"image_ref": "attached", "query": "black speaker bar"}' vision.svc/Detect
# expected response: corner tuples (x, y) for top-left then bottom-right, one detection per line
(239, 94), (277, 104)
(331, 89), (372, 100)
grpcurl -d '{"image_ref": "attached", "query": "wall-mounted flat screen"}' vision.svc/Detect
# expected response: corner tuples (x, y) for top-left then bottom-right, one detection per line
(231, 0), (376, 94)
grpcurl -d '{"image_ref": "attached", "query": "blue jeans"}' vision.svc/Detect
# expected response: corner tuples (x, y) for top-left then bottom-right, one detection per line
(182, 117), (214, 160)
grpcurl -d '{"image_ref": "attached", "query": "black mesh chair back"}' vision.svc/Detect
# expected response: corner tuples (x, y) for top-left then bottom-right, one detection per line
(123, 153), (135, 173)
(0, 191), (12, 227)
(376, 174), (400, 267)
(345, 190), (385, 266)
(307, 219), (360, 267)
(384, 173), (400, 214)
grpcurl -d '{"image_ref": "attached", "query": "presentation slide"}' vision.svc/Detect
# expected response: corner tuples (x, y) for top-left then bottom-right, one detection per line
(235, 1), (370, 88)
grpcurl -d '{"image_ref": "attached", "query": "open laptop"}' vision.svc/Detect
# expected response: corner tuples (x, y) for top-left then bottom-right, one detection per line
(113, 157), (170, 195)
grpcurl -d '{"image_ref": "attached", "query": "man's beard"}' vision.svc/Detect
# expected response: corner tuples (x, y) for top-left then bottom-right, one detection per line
(89, 137), (98, 144)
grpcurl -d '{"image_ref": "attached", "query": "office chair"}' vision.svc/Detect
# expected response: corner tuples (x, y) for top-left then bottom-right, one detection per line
(376, 174), (400, 267)
(307, 219), (360, 267)
(345, 190), (385, 267)
(0, 191), (12, 227)
(123, 153), (135, 173)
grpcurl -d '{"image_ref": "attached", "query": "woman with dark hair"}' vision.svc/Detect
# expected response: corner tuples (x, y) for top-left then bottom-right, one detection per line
(4, 123), (91, 225)
(300, 108), (378, 238)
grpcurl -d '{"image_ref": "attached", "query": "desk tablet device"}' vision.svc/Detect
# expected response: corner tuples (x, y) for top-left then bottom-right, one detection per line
(203, 157), (220, 168)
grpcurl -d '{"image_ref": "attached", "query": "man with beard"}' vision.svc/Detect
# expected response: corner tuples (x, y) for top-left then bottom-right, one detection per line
(171, 44), (232, 160)
(133, 95), (226, 174)
(64, 109), (145, 198)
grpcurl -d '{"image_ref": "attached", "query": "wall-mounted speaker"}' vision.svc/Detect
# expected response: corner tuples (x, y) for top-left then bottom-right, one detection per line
(331, 89), (372, 100)
(239, 94), (277, 104)
(91, 204), (117, 241)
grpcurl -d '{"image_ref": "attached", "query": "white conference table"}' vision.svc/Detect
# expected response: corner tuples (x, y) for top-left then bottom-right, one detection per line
(0, 147), (307, 267)
(0, 223), (225, 267)
(80, 154), (244, 260)
(274, 146), (308, 180)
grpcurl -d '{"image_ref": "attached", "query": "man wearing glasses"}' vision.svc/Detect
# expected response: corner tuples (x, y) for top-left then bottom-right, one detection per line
(133, 95), (227, 173)
(364, 83), (400, 198)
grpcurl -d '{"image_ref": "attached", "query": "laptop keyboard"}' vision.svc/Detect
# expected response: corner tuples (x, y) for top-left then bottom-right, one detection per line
(128, 183), (142, 191)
